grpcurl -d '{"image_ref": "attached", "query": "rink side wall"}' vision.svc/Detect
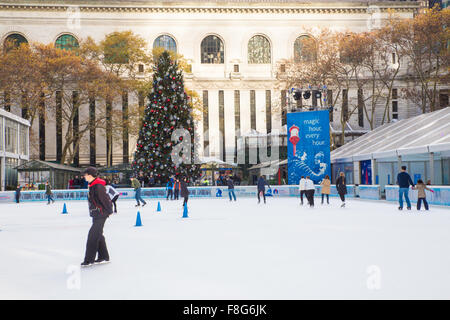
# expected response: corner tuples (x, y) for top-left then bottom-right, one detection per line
(385, 186), (450, 206)
(7, 185), (450, 206)
(0, 184), (394, 203)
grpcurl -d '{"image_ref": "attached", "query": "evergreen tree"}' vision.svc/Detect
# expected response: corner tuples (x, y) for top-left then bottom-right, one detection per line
(132, 51), (201, 184)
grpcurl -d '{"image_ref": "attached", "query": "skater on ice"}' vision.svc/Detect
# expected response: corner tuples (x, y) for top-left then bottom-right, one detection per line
(320, 175), (331, 205)
(131, 177), (147, 208)
(305, 176), (315, 208)
(298, 176), (306, 205)
(257, 175), (270, 204)
(336, 172), (347, 208)
(166, 178), (174, 200)
(81, 167), (113, 267)
(105, 182), (120, 214)
(45, 181), (55, 205)
(15, 184), (21, 204)
(180, 176), (189, 207)
(173, 177), (181, 200)
(413, 179), (434, 211)
(397, 166), (415, 211)
(227, 175), (237, 202)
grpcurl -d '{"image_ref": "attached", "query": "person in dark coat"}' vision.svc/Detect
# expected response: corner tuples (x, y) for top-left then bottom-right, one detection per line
(73, 176), (80, 189)
(336, 172), (347, 208)
(81, 167), (113, 267)
(227, 176), (236, 201)
(396, 165), (415, 211)
(15, 185), (21, 203)
(180, 177), (190, 207)
(257, 176), (270, 204)
(173, 178), (181, 200)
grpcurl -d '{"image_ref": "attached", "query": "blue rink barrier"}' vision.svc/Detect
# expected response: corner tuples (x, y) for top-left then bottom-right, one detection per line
(357, 185), (381, 200)
(0, 185), (362, 203)
(385, 185), (450, 207)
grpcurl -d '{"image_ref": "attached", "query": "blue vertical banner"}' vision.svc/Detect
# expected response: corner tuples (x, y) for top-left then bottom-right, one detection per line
(287, 110), (331, 184)
(360, 160), (372, 185)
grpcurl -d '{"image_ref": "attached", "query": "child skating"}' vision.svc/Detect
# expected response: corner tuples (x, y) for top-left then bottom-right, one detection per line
(413, 179), (434, 211)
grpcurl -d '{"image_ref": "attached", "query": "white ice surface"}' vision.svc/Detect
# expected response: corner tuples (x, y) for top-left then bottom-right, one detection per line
(1, 197), (450, 300)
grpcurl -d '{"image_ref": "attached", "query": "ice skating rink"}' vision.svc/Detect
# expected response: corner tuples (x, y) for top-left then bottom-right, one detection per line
(1, 197), (450, 300)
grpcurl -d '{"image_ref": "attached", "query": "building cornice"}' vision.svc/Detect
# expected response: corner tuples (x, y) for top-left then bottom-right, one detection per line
(0, 2), (420, 14)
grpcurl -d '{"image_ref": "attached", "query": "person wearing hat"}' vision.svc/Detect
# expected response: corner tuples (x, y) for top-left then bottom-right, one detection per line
(81, 167), (113, 267)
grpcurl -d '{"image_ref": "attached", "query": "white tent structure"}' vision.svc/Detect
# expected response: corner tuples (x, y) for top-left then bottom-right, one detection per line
(331, 108), (450, 190)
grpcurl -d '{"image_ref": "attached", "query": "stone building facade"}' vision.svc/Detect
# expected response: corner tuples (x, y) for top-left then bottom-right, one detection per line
(0, 0), (428, 167)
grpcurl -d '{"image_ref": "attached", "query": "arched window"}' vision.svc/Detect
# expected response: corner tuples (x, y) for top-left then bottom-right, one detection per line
(201, 35), (224, 64)
(55, 34), (79, 51)
(294, 35), (317, 62)
(248, 35), (271, 64)
(3, 33), (28, 51)
(153, 35), (177, 53)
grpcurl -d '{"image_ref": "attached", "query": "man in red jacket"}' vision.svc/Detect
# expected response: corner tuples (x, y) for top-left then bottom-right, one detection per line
(81, 167), (113, 267)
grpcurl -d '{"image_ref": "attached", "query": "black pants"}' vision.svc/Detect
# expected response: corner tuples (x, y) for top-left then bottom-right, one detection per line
(84, 217), (109, 263)
(174, 189), (179, 200)
(306, 190), (315, 207)
(167, 189), (173, 200)
(257, 189), (266, 203)
(417, 198), (429, 210)
(183, 196), (189, 206)
(111, 195), (119, 213)
(339, 193), (346, 202)
(300, 190), (306, 204)
(15, 195), (20, 203)
(321, 194), (329, 204)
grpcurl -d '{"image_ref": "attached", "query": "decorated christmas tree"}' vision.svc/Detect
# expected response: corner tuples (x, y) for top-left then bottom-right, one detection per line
(132, 51), (201, 184)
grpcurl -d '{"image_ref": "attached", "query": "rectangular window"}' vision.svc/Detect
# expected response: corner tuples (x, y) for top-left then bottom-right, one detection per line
(21, 93), (28, 119)
(392, 101), (398, 113)
(328, 90), (333, 122)
(281, 90), (287, 126)
(296, 92), (302, 110)
(20, 124), (28, 156)
(280, 64), (286, 73)
(122, 92), (129, 164)
(39, 94), (45, 161)
(439, 93), (449, 110)
(106, 99), (113, 166)
(250, 90), (256, 130)
(72, 91), (79, 166)
(234, 90), (240, 163)
(0, 117), (3, 152)
(266, 90), (272, 134)
(392, 88), (398, 100)
(138, 64), (144, 73)
(358, 89), (364, 127)
(342, 89), (348, 122)
(234, 90), (240, 135)
(5, 119), (18, 154)
(202, 90), (209, 156)
(219, 90), (225, 161)
(313, 91), (318, 108)
(234, 64), (239, 73)
(138, 92), (145, 128)
(89, 97), (96, 166)
(56, 91), (62, 162)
